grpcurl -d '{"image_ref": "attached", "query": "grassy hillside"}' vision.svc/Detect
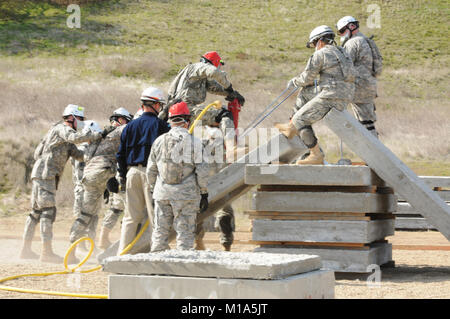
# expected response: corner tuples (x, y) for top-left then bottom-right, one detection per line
(0, 0), (449, 203)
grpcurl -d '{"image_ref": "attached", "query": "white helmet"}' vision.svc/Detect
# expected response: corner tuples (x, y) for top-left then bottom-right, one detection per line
(336, 16), (359, 33)
(140, 87), (166, 105)
(110, 107), (133, 122)
(307, 25), (335, 48)
(82, 120), (103, 134)
(63, 104), (85, 119)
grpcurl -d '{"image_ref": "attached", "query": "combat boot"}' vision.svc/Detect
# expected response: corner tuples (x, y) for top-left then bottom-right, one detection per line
(222, 243), (231, 252)
(40, 241), (63, 264)
(19, 240), (39, 259)
(296, 144), (324, 165)
(194, 238), (205, 250)
(98, 227), (112, 250)
(274, 122), (298, 139)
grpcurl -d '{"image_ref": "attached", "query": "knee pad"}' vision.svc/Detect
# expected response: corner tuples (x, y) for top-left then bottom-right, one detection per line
(41, 207), (56, 223)
(298, 125), (317, 148)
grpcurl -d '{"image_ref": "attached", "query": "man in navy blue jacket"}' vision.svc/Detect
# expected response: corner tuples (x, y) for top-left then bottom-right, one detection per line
(116, 87), (170, 254)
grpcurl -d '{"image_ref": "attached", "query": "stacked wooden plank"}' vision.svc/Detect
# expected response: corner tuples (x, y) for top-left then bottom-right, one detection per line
(394, 176), (450, 231)
(245, 164), (396, 273)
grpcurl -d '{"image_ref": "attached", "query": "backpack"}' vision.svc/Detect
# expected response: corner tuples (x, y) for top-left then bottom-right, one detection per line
(366, 35), (383, 77)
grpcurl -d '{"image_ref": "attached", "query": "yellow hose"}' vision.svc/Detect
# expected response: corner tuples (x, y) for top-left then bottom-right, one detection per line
(0, 219), (150, 298)
(0, 100), (216, 298)
(188, 100), (222, 134)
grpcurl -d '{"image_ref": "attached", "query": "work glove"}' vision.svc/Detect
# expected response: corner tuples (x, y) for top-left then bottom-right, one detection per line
(199, 193), (209, 213)
(103, 189), (110, 204)
(226, 90), (245, 106)
(287, 78), (297, 89)
(101, 126), (116, 138)
(119, 176), (126, 192)
(106, 177), (119, 193)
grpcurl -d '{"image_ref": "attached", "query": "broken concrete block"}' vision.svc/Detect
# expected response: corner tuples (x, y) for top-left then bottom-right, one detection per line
(102, 250), (321, 280)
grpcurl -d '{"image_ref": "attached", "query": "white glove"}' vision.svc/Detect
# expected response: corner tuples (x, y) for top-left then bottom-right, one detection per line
(287, 78), (297, 89)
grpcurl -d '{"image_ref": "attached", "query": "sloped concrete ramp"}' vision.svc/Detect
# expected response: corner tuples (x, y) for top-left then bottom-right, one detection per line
(323, 108), (450, 240)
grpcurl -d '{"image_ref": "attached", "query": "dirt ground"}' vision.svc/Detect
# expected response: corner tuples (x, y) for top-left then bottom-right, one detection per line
(0, 215), (449, 299)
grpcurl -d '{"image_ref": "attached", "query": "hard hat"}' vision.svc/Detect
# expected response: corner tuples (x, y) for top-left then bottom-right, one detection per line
(63, 104), (85, 119)
(307, 25), (335, 48)
(110, 107), (133, 122)
(336, 16), (359, 33)
(168, 101), (191, 119)
(82, 120), (103, 134)
(140, 87), (166, 105)
(202, 51), (224, 68)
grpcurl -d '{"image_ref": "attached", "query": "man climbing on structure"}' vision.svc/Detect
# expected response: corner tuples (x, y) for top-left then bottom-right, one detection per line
(147, 101), (210, 252)
(19, 104), (103, 263)
(66, 108), (132, 263)
(275, 25), (355, 165)
(336, 16), (382, 137)
(162, 51), (245, 157)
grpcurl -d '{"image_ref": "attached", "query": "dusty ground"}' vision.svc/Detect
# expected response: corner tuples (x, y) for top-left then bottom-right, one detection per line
(0, 215), (449, 299)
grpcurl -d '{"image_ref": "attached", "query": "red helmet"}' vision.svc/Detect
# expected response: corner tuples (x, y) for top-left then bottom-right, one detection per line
(169, 101), (191, 119)
(202, 51), (224, 68)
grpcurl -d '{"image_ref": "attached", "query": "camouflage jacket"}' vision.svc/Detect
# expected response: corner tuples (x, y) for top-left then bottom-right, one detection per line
(167, 61), (232, 107)
(31, 122), (101, 180)
(343, 32), (377, 103)
(84, 124), (126, 175)
(292, 45), (355, 102)
(146, 126), (209, 201)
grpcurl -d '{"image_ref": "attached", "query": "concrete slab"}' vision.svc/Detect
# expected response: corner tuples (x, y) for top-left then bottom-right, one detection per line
(397, 190), (450, 202)
(252, 219), (395, 243)
(395, 217), (437, 230)
(255, 243), (392, 273)
(102, 250), (321, 280)
(323, 108), (450, 240)
(420, 176), (450, 188)
(251, 191), (397, 213)
(245, 164), (385, 186)
(108, 270), (335, 299)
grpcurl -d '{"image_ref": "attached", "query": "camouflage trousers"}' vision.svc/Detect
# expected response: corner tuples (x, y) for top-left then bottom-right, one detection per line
(350, 102), (378, 137)
(151, 199), (199, 252)
(191, 104), (235, 141)
(102, 192), (125, 230)
(23, 178), (58, 242)
(70, 168), (113, 243)
(195, 204), (235, 246)
(291, 88), (347, 148)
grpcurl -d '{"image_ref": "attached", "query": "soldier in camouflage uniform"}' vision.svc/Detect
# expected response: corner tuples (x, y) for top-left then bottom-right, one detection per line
(276, 26), (355, 165)
(66, 108), (132, 263)
(19, 104), (103, 263)
(194, 126), (235, 251)
(97, 108), (134, 250)
(162, 51), (245, 149)
(336, 16), (381, 137)
(147, 102), (210, 251)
